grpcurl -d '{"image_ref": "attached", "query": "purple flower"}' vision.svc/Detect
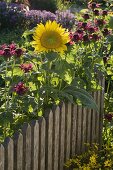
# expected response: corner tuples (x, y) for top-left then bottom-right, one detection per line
(25, 10), (56, 28)
(55, 10), (76, 30)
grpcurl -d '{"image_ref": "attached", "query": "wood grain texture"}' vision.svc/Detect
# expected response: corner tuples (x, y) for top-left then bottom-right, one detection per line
(59, 103), (66, 170)
(31, 120), (39, 170)
(53, 106), (60, 170)
(0, 144), (4, 170)
(86, 108), (92, 145)
(99, 78), (105, 145)
(4, 138), (14, 170)
(16, 133), (23, 170)
(39, 118), (46, 170)
(76, 106), (82, 154)
(71, 104), (77, 156)
(25, 124), (32, 170)
(65, 103), (72, 159)
(91, 92), (97, 143)
(81, 107), (87, 152)
(46, 111), (53, 170)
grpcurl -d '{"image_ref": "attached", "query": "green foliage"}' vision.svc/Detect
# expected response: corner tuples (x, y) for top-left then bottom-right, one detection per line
(65, 143), (113, 169)
(0, 29), (24, 46)
(30, 0), (57, 12)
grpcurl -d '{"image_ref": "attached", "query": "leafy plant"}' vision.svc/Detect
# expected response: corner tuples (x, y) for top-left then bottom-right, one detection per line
(65, 143), (113, 169)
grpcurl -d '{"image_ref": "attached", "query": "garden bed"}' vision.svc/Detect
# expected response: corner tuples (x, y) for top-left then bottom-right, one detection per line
(0, 0), (113, 169)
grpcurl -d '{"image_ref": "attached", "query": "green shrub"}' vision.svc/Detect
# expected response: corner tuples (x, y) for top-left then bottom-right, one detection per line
(29, 0), (57, 12)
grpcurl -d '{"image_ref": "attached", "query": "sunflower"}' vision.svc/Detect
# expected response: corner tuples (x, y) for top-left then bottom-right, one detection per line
(31, 20), (70, 53)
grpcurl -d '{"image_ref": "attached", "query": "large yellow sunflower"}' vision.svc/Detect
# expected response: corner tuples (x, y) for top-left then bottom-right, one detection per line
(31, 20), (70, 53)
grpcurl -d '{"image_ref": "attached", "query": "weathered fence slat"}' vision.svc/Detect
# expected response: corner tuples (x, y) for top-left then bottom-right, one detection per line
(53, 106), (60, 170)
(46, 111), (53, 170)
(71, 104), (77, 156)
(76, 106), (82, 154)
(86, 108), (92, 144)
(65, 103), (72, 160)
(81, 107), (87, 152)
(59, 103), (66, 170)
(25, 124), (32, 170)
(14, 133), (23, 170)
(0, 144), (4, 170)
(31, 120), (39, 170)
(22, 123), (32, 170)
(39, 118), (46, 170)
(96, 89), (101, 143)
(91, 92), (97, 143)
(99, 78), (105, 144)
(4, 138), (14, 170)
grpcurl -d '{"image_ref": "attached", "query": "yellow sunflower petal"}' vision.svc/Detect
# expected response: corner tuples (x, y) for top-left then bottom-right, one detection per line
(31, 21), (70, 53)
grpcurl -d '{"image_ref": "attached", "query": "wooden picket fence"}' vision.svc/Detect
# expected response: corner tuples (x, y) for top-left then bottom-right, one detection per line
(0, 79), (104, 170)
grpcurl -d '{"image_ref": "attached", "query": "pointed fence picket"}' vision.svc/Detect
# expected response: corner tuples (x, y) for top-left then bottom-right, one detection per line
(0, 78), (104, 170)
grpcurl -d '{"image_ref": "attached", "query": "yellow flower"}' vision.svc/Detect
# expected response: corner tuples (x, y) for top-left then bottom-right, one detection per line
(31, 20), (70, 53)
(89, 154), (97, 165)
(104, 159), (112, 167)
(81, 165), (91, 170)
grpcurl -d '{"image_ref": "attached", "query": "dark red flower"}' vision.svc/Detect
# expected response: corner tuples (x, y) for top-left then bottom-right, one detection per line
(73, 33), (83, 42)
(15, 48), (23, 57)
(76, 29), (84, 34)
(95, 19), (106, 27)
(78, 22), (90, 30)
(102, 28), (110, 36)
(20, 63), (33, 73)
(66, 32), (75, 46)
(102, 10), (108, 16)
(83, 34), (90, 42)
(83, 13), (90, 20)
(88, 26), (98, 33)
(105, 114), (113, 122)
(88, 2), (100, 9)
(3, 48), (12, 58)
(93, 9), (100, 16)
(13, 82), (28, 95)
(0, 50), (4, 55)
(0, 44), (7, 49)
(90, 34), (100, 41)
(69, 32), (73, 39)
(9, 43), (17, 50)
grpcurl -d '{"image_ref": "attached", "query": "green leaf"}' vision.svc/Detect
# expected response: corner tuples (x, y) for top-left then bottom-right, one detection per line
(22, 29), (34, 39)
(108, 16), (113, 29)
(46, 52), (58, 61)
(64, 86), (98, 111)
